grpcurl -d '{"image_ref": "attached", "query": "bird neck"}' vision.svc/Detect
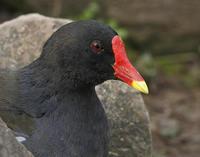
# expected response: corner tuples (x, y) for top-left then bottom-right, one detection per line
(18, 58), (96, 117)
(24, 84), (109, 157)
(18, 58), (109, 156)
(20, 57), (95, 91)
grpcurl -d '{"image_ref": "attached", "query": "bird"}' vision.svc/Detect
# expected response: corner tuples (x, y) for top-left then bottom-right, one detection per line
(0, 20), (148, 157)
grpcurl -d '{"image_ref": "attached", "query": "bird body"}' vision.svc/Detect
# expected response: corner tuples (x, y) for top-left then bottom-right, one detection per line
(1, 60), (109, 157)
(25, 87), (109, 157)
(0, 20), (148, 157)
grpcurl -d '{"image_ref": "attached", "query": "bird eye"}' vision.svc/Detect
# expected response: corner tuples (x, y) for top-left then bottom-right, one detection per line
(90, 40), (104, 54)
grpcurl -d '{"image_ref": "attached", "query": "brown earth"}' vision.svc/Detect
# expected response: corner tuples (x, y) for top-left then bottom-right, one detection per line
(144, 85), (200, 157)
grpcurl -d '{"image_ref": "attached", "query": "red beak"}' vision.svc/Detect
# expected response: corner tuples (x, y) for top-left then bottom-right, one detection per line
(112, 35), (149, 94)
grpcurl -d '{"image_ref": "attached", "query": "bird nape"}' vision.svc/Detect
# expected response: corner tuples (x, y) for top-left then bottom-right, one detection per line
(0, 20), (148, 157)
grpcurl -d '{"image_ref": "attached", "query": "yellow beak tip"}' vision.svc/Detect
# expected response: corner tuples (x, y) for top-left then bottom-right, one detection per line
(131, 81), (149, 94)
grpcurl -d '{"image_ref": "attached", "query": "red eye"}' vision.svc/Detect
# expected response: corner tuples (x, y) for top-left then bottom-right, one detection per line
(90, 40), (103, 54)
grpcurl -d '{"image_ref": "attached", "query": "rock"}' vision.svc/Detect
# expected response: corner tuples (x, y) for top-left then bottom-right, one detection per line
(0, 14), (71, 70)
(96, 81), (152, 157)
(0, 118), (34, 157)
(0, 14), (152, 157)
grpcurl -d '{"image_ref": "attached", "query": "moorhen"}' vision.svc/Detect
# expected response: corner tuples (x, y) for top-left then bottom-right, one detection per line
(0, 20), (148, 157)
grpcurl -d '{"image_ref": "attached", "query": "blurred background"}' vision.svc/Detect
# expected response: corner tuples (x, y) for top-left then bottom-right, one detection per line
(0, 0), (199, 157)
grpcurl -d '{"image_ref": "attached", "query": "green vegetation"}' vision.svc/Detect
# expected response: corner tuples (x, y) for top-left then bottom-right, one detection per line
(75, 1), (128, 40)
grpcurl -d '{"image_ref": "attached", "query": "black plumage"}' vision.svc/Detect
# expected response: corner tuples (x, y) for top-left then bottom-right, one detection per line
(0, 20), (118, 157)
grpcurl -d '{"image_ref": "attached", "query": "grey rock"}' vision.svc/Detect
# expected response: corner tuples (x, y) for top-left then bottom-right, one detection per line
(0, 118), (34, 157)
(0, 14), (71, 70)
(96, 81), (152, 157)
(0, 14), (152, 157)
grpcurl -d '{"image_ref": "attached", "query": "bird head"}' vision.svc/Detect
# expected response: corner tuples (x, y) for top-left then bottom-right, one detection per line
(41, 20), (148, 94)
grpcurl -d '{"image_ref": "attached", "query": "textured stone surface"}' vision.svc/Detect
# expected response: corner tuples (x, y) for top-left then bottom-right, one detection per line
(0, 118), (34, 157)
(96, 81), (151, 157)
(0, 14), (71, 70)
(0, 14), (152, 157)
